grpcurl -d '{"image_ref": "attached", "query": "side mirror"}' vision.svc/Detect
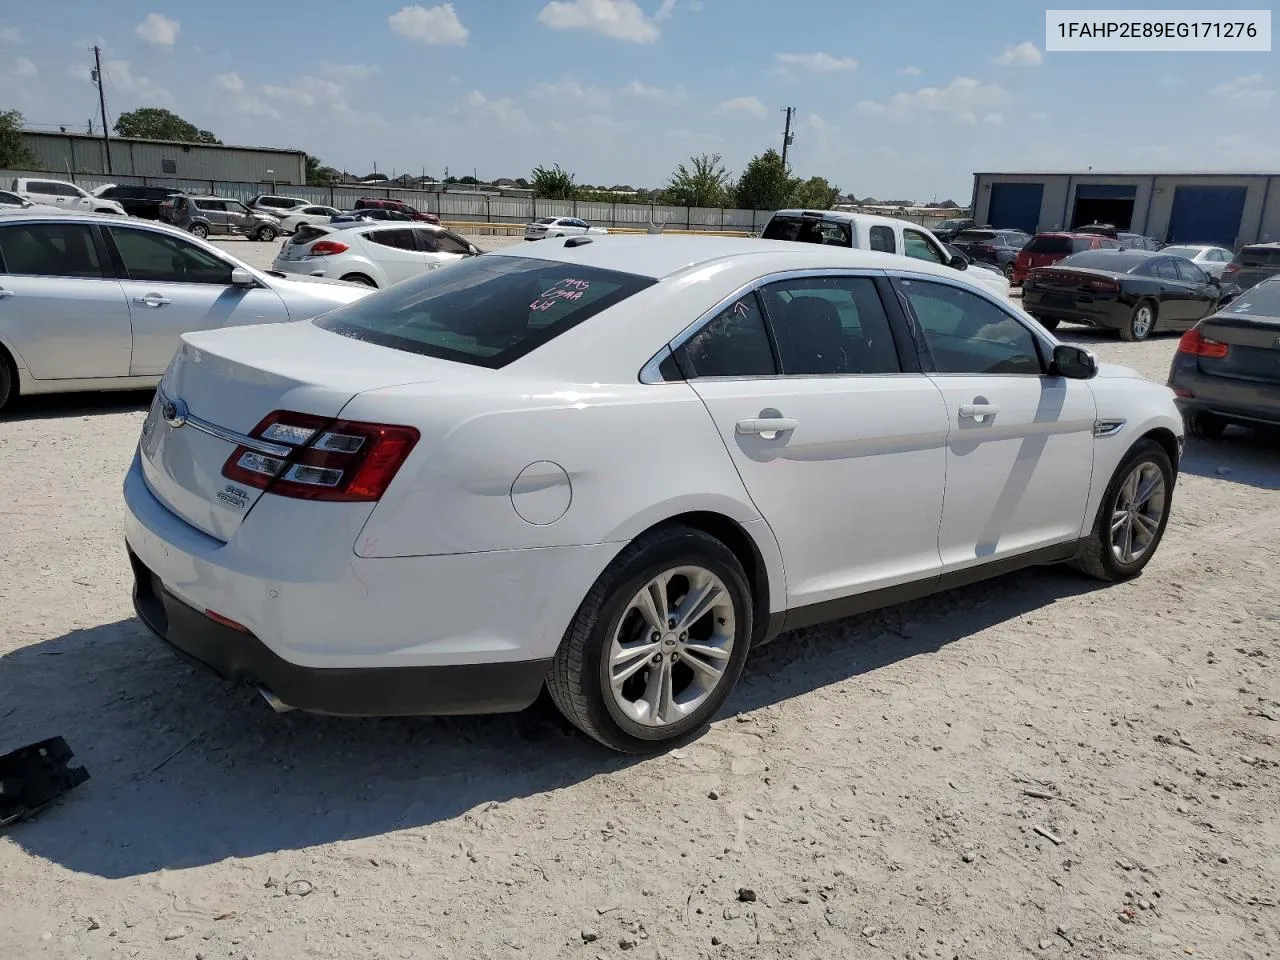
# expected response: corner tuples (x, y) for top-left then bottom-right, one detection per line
(948, 253), (968, 270)
(1207, 275), (1220, 286)
(469, 244), (481, 256)
(230, 266), (256, 287)
(1051, 343), (1098, 380)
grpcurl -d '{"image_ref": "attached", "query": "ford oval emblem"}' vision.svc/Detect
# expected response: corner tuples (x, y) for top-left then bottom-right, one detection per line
(162, 397), (188, 428)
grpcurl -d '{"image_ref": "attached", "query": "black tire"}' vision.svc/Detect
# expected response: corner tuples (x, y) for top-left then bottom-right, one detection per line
(1033, 315), (1061, 331)
(0, 348), (15, 412)
(339, 273), (377, 287)
(1119, 299), (1157, 342)
(189, 223), (209, 240)
(1184, 410), (1227, 439)
(546, 526), (754, 753)
(1071, 438), (1174, 582)
(256, 225), (278, 242)
(1002, 262), (1015, 281)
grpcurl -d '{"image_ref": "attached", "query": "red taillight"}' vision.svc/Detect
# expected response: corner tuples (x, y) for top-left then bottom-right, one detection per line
(1223, 262), (1240, 275)
(1177, 328), (1230, 359)
(307, 239), (350, 256)
(1085, 277), (1120, 293)
(221, 411), (419, 502)
(975, 243), (997, 256)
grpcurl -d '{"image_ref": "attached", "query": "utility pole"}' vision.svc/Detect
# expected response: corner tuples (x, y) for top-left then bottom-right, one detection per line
(780, 106), (796, 170)
(92, 45), (112, 174)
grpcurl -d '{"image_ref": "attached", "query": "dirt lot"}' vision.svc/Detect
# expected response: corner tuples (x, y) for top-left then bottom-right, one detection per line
(1, 239), (1277, 960)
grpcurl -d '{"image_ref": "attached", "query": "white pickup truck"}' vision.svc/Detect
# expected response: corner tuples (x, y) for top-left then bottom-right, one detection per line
(760, 208), (1012, 301)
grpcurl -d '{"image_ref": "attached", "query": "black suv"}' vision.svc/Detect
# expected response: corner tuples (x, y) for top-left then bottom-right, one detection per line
(1222, 242), (1280, 294)
(932, 217), (977, 243)
(94, 184), (184, 220)
(949, 228), (1030, 279)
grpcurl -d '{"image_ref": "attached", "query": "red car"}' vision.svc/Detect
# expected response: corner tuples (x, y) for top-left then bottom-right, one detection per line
(1011, 232), (1124, 285)
(354, 197), (440, 224)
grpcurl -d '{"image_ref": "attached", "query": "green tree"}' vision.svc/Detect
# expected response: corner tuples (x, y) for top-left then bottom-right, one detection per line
(114, 107), (220, 144)
(734, 149), (796, 211)
(531, 163), (577, 199)
(305, 154), (340, 186)
(0, 109), (36, 168)
(789, 175), (841, 210)
(662, 153), (733, 208)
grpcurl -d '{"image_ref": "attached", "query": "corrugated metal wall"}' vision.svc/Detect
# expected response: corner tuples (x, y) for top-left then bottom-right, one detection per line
(21, 134), (307, 184)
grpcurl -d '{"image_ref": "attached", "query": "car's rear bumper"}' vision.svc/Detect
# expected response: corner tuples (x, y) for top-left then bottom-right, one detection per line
(122, 452), (616, 716)
(1170, 360), (1280, 427)
(128, 548), (550, 716)
(1023, 294), (1128, 329)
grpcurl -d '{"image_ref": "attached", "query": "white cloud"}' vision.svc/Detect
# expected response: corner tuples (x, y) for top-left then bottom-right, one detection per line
(994, 41), (1042, 66)
(898, 65), (921, 76)
(1212, 74), (1276, 108)
(0, 25), (21, 43)
(537, 0), (659, 43)
(458, 90), (532, 130)
(983, 113), (1003, 125)
(135, 13), (180, 48)
(12, 57), (36, 78)
(388, 4), (469, 46)
(856, 76), (1011, 124)
(1158, 75), (1178, 86)
(263, 76), (346, 109)
(321, 62), (382, 80)
(720, 95), (767, 118)
(654, 0), (677, 19)
(1030, 111), (1049, 121)
(774, 52), (857, 73)
(72, 58), (173, 104)
(529, 76), (610, 108)
(211, 72), (245, 94)
(621, 79), (686, 101)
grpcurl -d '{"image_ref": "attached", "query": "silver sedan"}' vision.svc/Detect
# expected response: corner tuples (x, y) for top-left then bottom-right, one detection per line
(0, 211), (373, 410)
(1160, 244), (1235, 279)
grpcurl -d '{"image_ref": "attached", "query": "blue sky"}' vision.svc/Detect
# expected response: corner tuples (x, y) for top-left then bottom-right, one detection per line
(2, 0), (1277, 200)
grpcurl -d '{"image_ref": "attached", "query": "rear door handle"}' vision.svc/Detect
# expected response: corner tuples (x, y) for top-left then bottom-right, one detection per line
(134, 295), (172, 307)
(736, 417), (799, 436)
(958, 403), (1000, 421)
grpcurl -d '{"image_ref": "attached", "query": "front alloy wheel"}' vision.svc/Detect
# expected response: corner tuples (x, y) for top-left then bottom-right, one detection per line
(1071, 438), (1174, 581)
(189, 223), (208, 239)
(548, 526), (752, 752)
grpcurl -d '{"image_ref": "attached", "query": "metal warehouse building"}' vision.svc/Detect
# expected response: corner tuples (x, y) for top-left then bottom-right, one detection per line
(970, 172), (1280, 250)
(21, 131), (307, 185)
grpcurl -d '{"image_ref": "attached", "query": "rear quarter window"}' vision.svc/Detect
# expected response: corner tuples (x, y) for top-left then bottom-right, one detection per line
(313, 256), (656, 368)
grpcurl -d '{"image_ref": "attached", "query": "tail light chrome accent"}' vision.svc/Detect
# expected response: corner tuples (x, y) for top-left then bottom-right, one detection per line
(221, 411), (419, 502)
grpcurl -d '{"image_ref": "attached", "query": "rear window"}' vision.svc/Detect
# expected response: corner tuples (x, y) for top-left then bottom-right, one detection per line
(313, 256), (656, 368)
(955, 230), (997, 242)
(1025, 235), (1075, 255)
(761, 215), (851, 246)
(1225, 279), (1280, 316)
(291, 225), (330, 245)
(1237, 246), (1280, 266)
(1058, 251), (1148, 272)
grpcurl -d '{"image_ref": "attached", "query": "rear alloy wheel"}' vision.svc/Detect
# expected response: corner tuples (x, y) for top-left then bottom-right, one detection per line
(1185, 410), (1228, 439)
(256, 225), (278, 242)
(1002, 262), (1015, 281)
(1071, 438), (1173, 582)
(1120, 300), (1156, 342)
(339, 273), (377, 287)
(547, 526), (753, 753)
(189, 223), (209, 240)
(0, 351), (14, 411)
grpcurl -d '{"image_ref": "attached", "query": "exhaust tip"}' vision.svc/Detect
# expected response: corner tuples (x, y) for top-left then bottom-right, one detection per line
(258, 687), (296, 714)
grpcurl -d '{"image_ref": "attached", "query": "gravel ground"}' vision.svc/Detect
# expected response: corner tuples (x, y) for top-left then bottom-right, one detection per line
(1, 238), (1277, 960)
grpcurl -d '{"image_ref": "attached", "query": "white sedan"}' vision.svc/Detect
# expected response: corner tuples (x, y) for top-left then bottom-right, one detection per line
(279, 205), (343, 234)
(524, 216), (609, 240)
(1158, 244), (1235, 279)
(123, 237), (1183, 752)
(271, 222), (482, 287)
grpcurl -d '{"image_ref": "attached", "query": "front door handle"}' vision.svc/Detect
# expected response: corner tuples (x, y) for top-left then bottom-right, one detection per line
(134, 294), (172, 307)
(958, 403), (1000, 421)
(736, 417), (799, 436)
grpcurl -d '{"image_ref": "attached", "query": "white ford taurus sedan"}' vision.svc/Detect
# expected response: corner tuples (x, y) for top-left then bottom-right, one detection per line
(123, 236), (1184, 752)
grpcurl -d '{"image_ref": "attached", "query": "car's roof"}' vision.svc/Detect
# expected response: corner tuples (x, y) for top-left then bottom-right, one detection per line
(769, 208), (934, 229)
(1241, 241), (1280, 249)
(488, 234), (971, 282)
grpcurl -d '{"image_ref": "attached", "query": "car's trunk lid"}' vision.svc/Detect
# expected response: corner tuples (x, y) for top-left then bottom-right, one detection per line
(1196, 311), (1280, 384)
(138, 321), (458, 541)
(1028, 266), (1122, 295)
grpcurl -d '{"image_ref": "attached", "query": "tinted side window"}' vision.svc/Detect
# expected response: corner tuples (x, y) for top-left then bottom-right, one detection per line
(898, 278), (1042, 376)
(26, 181), (61, 195)
(416, 230), (440, 253)
(1155, 260), (1179, 281)
(759, 276), (900, 375)
(869, 225), (895, 253)
(435, 232), (471, 255)
(109, 228), (234, 285)
(1173, 259), (1206, 283)
(680, 295), (776, 378)
(903, 229), (944, 263)
(0, 223), (105, 278)
(368, 229), (418, 251)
